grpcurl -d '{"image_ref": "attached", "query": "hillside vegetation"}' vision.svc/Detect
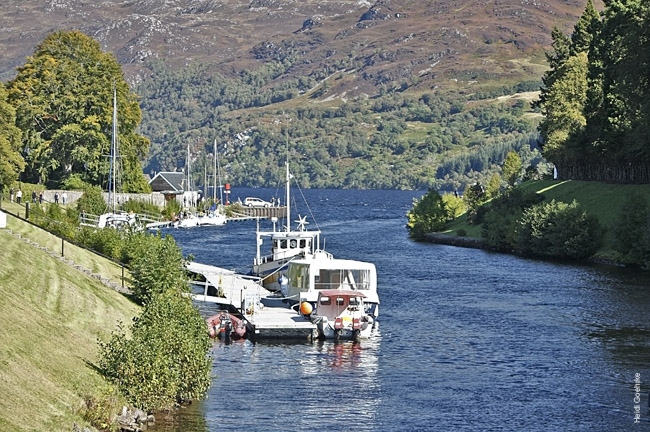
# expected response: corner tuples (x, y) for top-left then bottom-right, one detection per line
(0, 214), (139, 431)
(443, 180), (650, 261)
(0, 1), (604, 193)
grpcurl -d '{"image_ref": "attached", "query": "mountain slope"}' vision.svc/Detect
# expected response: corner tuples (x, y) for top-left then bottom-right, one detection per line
(2, 0), (601, 93)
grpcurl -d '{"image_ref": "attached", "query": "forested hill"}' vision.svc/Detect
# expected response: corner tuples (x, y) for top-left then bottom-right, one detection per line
(0, 1), (604, 190)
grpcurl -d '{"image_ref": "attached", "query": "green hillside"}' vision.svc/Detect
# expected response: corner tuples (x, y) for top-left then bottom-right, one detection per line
(0, 213), (139, 432)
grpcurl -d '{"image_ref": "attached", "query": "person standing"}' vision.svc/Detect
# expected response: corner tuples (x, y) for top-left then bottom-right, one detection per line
(62, 192), (67, 205)
(38, 192), (43, 204)
(31, 190), (36, 203)
(16, 190), (22, 204)
(54, 192), (59, 204)
(9, 188), (14, 203)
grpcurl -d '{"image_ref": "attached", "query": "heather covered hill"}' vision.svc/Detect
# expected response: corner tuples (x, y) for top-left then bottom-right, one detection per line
(1, 0), (602, 93)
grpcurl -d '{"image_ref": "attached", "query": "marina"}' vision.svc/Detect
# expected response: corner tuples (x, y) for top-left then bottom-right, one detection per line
(187, 261), (316, 340)
(186, 159), (380, 341)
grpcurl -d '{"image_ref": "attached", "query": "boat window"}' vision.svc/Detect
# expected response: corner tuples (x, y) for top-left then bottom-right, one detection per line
(290, 239), (297, 248)
(288, 264), (309, 291)
(300, 239), (307, 248)
(319, 297), (331, 305)
(336, 297), (345, 306)
(349, 297), (359, 306)
(280, 239), (287, 249)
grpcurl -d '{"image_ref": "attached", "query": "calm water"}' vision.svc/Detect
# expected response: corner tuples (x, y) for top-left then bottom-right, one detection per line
(151, 188), (650, 431)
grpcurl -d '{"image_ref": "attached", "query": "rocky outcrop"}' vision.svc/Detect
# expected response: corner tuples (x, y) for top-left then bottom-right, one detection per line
(116, 406), (155, 432)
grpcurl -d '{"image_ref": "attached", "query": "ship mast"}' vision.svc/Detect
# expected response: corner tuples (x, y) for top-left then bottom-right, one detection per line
(108, 85), (118, 213)
(285, 127), (290, 232)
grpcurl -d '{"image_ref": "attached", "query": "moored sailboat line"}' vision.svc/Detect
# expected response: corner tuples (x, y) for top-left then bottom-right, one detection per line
(175, 139), (226, 228)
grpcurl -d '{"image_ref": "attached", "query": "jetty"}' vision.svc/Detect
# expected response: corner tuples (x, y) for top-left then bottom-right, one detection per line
(187, 261), (315, 340)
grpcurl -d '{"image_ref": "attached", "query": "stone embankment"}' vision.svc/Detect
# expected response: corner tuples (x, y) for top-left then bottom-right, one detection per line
(423, 233), (487, 249)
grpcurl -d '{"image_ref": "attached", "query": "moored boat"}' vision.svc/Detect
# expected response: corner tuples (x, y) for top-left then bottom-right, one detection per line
(309, 290), (374, 340)
(252, 160), (321, 290)
(206, 311), (246, 341)
(285, 251), (379, 319)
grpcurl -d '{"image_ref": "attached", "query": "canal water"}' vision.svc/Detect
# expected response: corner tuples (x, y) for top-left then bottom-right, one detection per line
(151, 188), (650, 431)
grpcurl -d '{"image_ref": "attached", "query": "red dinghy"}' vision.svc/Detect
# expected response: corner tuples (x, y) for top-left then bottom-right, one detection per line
(207, 311), (246, 340)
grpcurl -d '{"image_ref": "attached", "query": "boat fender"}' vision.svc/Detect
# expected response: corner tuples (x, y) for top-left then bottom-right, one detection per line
(300, 301), (313, 316)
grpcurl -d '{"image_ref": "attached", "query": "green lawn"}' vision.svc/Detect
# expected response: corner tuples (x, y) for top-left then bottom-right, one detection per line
(0, 213), (139, 432)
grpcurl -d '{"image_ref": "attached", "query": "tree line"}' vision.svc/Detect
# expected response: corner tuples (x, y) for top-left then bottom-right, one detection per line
(537, 0), (650, 183)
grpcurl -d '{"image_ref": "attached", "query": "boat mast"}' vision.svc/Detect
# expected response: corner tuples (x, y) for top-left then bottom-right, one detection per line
(285, 127), (290, 233)
(108, 85), (118, 213)
(186, 141), (192, 207)
(213, 139), (217, 201)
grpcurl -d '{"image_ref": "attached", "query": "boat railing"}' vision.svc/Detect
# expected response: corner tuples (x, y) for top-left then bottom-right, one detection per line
(313, 282), (372, 290)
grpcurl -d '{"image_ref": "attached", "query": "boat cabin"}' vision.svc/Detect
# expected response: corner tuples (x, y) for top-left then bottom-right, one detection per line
(314, 289), (367, 319)
(285, 253), (378, 307)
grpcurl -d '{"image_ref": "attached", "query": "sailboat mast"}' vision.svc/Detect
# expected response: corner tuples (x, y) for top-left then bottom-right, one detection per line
(109, 86), (118, 213)
(213, 139), (217, 201)
(285, 127), (290, 233)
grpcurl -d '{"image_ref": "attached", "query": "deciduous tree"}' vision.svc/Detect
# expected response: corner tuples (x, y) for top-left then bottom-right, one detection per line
(7, 30), (150, 191)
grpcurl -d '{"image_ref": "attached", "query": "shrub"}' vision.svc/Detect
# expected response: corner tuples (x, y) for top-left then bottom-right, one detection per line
(128, 232), (188, 304)
(612, 194), (650, 266)
(99, 290), (211, 411)
(162, 198), (182, 221)
(76, 185), (107, 215)
(406, 188), (448, 239)
(517, 200), (603, 259)
(481, 188), (544, 251)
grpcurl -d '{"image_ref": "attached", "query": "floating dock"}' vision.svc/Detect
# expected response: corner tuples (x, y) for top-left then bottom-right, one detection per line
(187, 261), (315, 340)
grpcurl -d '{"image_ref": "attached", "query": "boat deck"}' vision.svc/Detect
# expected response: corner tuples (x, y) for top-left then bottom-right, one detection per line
(188, 261), (315, 340)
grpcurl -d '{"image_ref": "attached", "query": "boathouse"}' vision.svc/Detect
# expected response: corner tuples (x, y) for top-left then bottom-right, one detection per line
(149, 171), (199, 208)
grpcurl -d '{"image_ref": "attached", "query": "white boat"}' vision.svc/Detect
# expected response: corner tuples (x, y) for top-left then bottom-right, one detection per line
(309, 289), (374, 340)
(286, 251), (380, 319)
(198, 209), (227, 226)
(252, 160), (321, 290)
(97, 211), (139, 229)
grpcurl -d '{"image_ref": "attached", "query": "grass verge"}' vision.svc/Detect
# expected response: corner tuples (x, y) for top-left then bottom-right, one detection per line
(0, 212), (139, 432)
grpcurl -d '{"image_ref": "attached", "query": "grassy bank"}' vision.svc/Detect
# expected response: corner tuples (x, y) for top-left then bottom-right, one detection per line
(442, 179), (650, 259)
(0, 212), (139, 431)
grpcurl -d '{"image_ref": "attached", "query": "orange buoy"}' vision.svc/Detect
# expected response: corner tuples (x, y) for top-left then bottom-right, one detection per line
(300, 301), (313, 315)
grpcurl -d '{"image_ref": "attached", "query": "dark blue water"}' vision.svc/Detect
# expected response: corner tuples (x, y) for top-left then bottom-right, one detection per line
(151, 188), (650, 431)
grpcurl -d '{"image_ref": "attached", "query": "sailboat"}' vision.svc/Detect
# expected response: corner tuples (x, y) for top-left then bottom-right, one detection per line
(97, 87), (138, 229)
(198, 139), (227, 226)
(177, 140), (226, 228)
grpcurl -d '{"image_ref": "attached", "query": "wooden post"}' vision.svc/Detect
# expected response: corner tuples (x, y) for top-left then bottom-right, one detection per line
(61, 237), (64, 257)
(121, 266), (124, 288)
(25, 202), (29, 219)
